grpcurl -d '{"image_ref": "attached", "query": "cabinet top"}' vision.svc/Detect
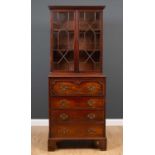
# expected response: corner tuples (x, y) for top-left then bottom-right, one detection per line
(48, 6), (105, 10)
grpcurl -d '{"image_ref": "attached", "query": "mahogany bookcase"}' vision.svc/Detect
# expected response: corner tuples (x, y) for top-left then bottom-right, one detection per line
(48, 6), (106, 151)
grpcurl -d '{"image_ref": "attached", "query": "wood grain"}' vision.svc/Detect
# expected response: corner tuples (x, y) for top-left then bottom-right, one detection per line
(49, 77), (105, 96)
(50, 97), (105, 109)
(50, 110), (104, 122)
(50, 123), (104, 138)
(32, 126), (122, 155)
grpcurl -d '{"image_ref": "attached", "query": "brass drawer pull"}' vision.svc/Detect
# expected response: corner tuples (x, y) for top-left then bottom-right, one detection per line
(87, 128), (96, 134)
(60, 85), (69, 91)
(59, 113), (69, 121)
(87, 99), (95, 107)
(59, 128), (70, 135)
(87, 113), (96, 120)
(59, 99), (68, 107)
(88, 85), (96, 92)
(62, 129), (69, 135)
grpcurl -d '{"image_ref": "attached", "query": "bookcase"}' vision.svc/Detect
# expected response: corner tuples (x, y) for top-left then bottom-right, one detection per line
(48, 6), (106, 151)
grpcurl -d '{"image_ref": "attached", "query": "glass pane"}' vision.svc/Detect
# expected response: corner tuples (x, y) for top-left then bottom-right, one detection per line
(85, 30), (95, 49)
(96, 31), (100, 49)
(79, 12), (84, 20)
(53, 31), (58, 49)
(91, 51), (100, 62)
(53, 50), (61, 62)
(85, 12), (94, 22)
(68, 31), (74, 50)
(59, 31), (68, 49)
(96, 12), (100, 20)
(52, 11), (75, 71)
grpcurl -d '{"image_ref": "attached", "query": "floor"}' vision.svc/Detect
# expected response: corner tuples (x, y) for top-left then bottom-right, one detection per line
(32, 126), (122, 155)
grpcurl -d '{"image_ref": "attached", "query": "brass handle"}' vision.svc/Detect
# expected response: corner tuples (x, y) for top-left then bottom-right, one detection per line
(87, 128), (96, 134)
(88, 85), (96, 92)
(59, 113), (69, 121)
(62, 128), (69, 135)
(60, 85), (69, 91)
(87, 113), (96, 120)
(59, 99), (68, 107)
(59, 128), (70, 135)
(87, 99), (95, 107)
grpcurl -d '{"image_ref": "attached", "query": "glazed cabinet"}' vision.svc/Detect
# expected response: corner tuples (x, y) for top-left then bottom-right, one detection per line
(48, 6), (106, 151)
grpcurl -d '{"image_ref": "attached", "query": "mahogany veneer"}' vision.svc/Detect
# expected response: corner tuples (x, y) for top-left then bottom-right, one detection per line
(50, 97), (105, 109)
(48, 6), (106, 151)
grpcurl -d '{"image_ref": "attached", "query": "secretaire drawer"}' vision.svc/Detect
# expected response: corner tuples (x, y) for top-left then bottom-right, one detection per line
(49, 78), (105, 96)
(50, 123), (105, 138)
(50, 110), (104, 122)
(50, 97), (104, 109)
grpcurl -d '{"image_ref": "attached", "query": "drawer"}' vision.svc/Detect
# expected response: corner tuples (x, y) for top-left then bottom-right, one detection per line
(50, 123), (105, 138)
(50, 110), (104, 122)
(49, 78), (105, 96)
(50, 97), (104, 109)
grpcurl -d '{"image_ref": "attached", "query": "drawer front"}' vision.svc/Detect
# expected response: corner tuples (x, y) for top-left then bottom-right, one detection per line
(51, 123), (104, 138)
(51, 110), (104, 122)
(49, 78), (105, 96)
(50, 97), (104, 109)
